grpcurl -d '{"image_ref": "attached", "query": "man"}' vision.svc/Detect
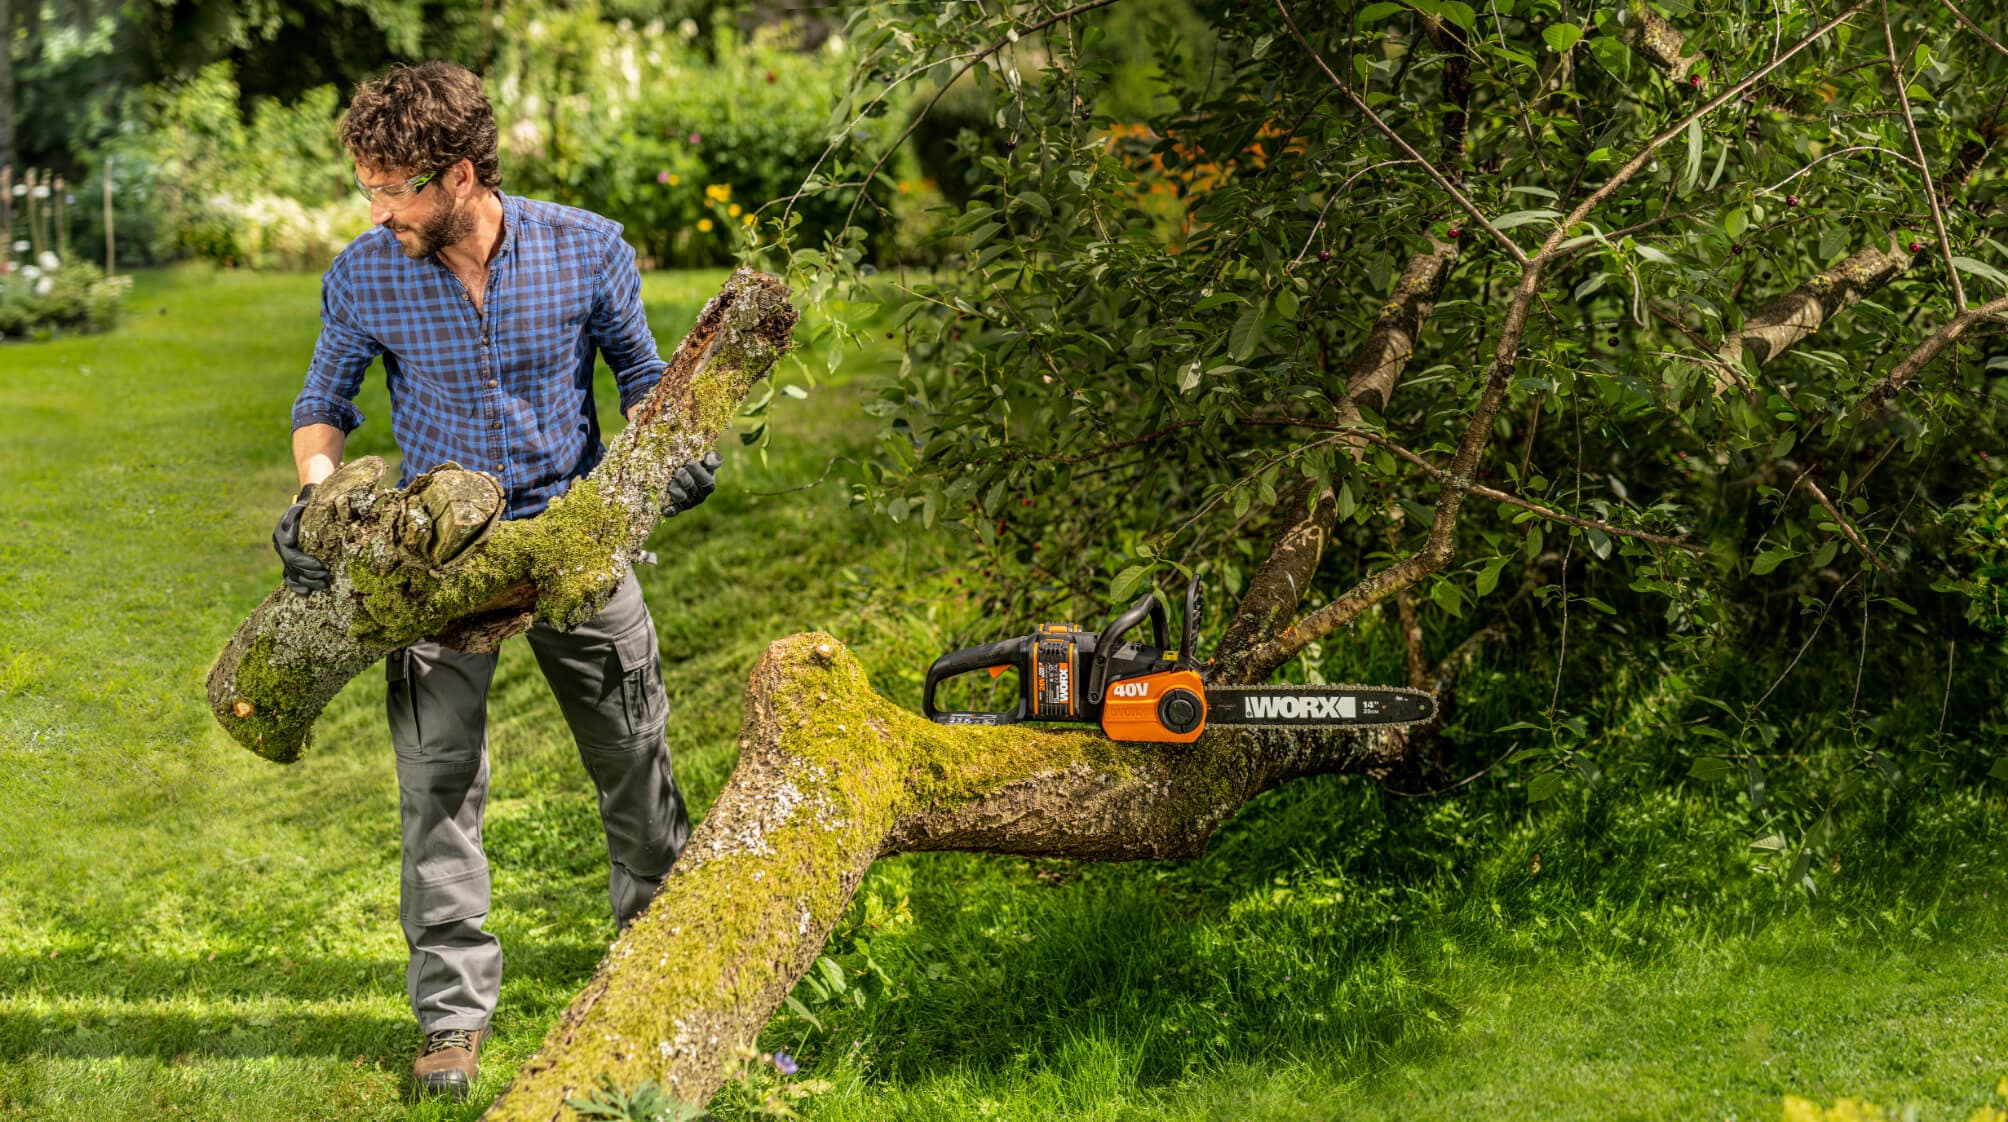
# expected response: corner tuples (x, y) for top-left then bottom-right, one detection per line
(273, 60), (714, 1100)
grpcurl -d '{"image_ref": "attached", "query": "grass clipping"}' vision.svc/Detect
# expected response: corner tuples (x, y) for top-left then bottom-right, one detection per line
(206, 268), (798, 763)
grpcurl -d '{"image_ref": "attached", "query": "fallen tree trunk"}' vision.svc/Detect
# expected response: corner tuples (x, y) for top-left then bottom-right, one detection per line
(206, 268), (799, 762)
(484, 633), (1394, 1119)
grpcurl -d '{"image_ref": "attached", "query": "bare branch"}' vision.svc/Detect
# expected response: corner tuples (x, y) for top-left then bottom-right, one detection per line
(1213, 242), (1459, 682)
(1937, 0), (2008, 59)
(1273, 0), (1531, 265)
(1855, 292), (2008, 417)
(1710, 237), (1917, 393)
(1882, 0), (1964, 312)
(1798, 474), (1899, 581)
(1540, 2), (1872, 261)
(1617, 0), (1704, 79)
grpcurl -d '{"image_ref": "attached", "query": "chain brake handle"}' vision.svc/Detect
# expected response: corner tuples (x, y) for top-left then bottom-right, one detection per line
(1085, 590), (1170, 704)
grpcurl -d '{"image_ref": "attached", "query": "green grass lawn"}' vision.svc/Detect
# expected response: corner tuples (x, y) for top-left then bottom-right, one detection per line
(0, 267), (2003, 1122)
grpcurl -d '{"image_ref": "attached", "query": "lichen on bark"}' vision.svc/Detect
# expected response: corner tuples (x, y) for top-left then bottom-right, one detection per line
(206, 268), (799, 762)
(482, 634), (1397, 1119)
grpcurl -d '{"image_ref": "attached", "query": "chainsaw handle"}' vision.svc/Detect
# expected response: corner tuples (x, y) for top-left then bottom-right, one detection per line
(1087, 592), (1169, 703)
(923, 637), (1031, 725)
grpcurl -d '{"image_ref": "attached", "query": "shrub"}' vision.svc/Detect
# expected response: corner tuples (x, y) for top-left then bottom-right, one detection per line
(0, 256), (131, 339)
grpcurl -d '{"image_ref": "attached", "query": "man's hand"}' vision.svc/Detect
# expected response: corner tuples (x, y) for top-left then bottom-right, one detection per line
(662, 452), (723, 517)
(273, 484), (333, 594)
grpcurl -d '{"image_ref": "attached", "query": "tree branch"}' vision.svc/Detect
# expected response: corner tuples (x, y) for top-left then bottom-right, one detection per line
(1212, 241), (1459, 683)
(1540, 2), (1871, 262)
(1882, 0), (1964, 312)
(206, 271), (798, 762)
(1273, 0), (1530, 265)
(1854, 292), (2008, 417)
(483, 635), (1398, 1118)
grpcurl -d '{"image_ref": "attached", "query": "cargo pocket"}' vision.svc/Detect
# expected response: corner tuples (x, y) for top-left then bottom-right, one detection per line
(401, 863), (490, 927)
(387, 649), (422, 758)
(612, 620), (666, 737)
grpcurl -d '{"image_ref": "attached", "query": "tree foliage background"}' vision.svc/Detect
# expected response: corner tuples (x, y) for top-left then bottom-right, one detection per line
(755, 0), (2008, 891)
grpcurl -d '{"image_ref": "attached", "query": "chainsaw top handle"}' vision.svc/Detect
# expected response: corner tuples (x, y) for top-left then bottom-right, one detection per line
(922, 636), (1031, 724)
(1087, 590), (1169, 704)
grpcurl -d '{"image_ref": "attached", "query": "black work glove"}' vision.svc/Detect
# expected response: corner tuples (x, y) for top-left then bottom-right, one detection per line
(273, 483), (332, 594)
(662, 452), (722, 517)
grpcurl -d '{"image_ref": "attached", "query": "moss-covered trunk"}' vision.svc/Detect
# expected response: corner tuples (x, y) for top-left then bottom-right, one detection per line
(483, 634), (1398, 1119)
(206, 269), (798, 762)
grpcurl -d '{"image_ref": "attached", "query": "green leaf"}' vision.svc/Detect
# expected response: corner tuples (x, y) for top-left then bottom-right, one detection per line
(1951, 255), (2008, 290)
(1751, 547), (1797, 576)
(1989, 757), (2008, 781)
(1584, 527), (1613, 560)
(1437, 1), (1476, 33)
(1689, 757), (1737, 781)
(1810, 539), (1839, 568)
(782, 384), (809, 399)
(1492, 208), (1562, 230)
(1274, 286), (1300, 320)
(1251, 33), (1275, 59)
(1229, 303), (1267, 363)
(1542, 24), (1583, 52)
(1475, 555), (1510, 597)
(1817, 226), (1848, 262)
(783, 994), (823, 1031)
(1573, 272), (1609, 301)
(1682, 117), (1702, 194)
(1355, 1), (1404, 23)
(1771, 429), (1796, 458)
(1527, 771), (1566, 802)
(1111, 565), (1149, 601)
(1431, 579), (1464, 619)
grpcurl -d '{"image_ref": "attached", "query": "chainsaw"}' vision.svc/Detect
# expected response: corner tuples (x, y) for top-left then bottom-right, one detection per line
(923, 577), (1437, 743)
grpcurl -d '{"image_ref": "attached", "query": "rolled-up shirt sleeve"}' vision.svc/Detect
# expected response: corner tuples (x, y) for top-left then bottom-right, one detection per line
(291, 269), (375, 433)
(585, 232), (666, 414)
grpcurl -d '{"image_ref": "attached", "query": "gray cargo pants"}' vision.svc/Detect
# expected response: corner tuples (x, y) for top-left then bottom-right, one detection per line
(385, 570), (690, 1032)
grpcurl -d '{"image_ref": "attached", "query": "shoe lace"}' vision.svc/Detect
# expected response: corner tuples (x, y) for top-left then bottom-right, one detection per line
(423, 1029), (476, 1056)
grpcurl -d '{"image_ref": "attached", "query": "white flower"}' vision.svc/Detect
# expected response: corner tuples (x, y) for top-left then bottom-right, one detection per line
(20, 265), (40, 280)
(10, 240), (26, 253)
(9, 185), (23, 197)
(32, 185), (49, 199)
(37, 251), (59, 271)
(34, 277), (53, 297)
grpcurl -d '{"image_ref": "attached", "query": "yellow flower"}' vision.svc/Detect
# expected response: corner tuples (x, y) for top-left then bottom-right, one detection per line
(696, 218), (714, 233)
(728, 203), (742, 217)
(742, 213), (756, 226)
(705, 183), (731, 203)
(667, 174), (681, 186)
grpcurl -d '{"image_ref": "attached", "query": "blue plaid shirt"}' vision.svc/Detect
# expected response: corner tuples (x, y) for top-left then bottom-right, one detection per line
(292, 191), (664, 519)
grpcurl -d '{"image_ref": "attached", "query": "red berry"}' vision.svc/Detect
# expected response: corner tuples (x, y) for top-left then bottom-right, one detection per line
(1447, 227), (1462, 238)
(1786, 195), (1800, 207)
(955, 576), (963, 584)
(1908, 241), (1922, 254)
(1731, 243), (1744, 254)
(765, 71), (778, 84)
(1689, 74), (1703, 87)
(1318, 248), (1332, 263)
(1020, 497), (1032, 507)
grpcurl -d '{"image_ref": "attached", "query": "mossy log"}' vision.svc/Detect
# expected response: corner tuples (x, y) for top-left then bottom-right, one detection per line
(484, 634), (1397, 1119)
(206, 268), (800, 763)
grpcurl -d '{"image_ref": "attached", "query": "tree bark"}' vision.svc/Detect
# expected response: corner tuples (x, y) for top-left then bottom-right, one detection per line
(482, 633), (1396, 1119)
(206, 269), (799, 762)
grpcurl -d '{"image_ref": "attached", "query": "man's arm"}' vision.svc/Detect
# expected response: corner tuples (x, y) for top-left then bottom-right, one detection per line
(586, 232), (666, 417)
(293, 423), (347, 488)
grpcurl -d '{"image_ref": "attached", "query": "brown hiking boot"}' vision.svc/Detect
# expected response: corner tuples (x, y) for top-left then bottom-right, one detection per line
(412, 1027), (486, 1100)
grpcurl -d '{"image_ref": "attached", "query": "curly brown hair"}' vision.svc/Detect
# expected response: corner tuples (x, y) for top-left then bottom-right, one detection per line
(339, 61), (501, 188)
